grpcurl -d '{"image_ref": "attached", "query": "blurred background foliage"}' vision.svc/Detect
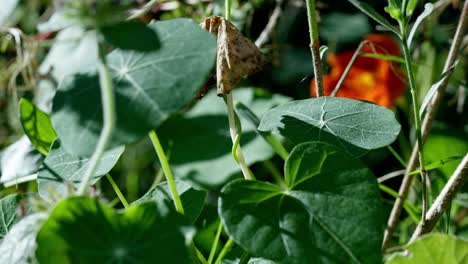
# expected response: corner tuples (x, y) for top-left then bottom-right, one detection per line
(0, 0), (467, 253)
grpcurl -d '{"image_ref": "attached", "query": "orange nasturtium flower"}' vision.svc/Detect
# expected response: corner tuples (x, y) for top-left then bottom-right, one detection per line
(311, 34), (406, 108)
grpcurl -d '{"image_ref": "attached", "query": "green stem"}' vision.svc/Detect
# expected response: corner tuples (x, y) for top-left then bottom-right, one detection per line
(387, 145), (407, 168)
(225, 0), (231, 20)
(77, 42), (116, 195)
(148, 130), (185, 215)
(401, 32), (428, 222)
(263, 160), (286, 189)
(105, 174), (129, 208)
(225, 95), (255, 180)
(208, 221), (224, 264)
(305, 0), (324, 96)
(238, 252), (251, 264)
(214, 239), (235, 264)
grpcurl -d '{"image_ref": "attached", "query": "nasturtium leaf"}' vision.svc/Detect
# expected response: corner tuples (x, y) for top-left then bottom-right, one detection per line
(52, 18), (217, 156)
(37, 140), (124, 200)
(0, 213), (48, 264)
(0, 194), (27, 239)
(134, 180), (206, 223)
(386, 234), (468, 264)
(158, 88), (290, 189)
(19, 98), (57, 155)
(36, 197), (192, 264)
(219, 142), (384, 263)
(101, 21), (160, 51)
(258, 97), (401, 156)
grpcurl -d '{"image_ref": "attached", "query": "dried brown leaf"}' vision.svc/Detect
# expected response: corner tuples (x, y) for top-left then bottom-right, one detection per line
(200, 16), (267, 96)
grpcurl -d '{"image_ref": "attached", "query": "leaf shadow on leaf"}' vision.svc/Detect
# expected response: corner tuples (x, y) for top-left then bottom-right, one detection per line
(52, 72), (156, 155)
(159, 115), (257, 164)
(277, 116), (367, 157)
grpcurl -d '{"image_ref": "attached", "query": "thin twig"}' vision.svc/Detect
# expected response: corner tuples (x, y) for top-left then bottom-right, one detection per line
(382, 0), (468, 249)
(128, 0), (158, 20)
(305, 0), (324, 96)
(331, 40), (369, 96)
(254, 0), (285, 48)
(410, 154), (468, 241)
(378, 170), (406, 183)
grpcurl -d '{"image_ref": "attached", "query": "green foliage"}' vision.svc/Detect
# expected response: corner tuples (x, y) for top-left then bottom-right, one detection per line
(36, 197), (192, 263)
(0, 194), (27, 239)
(258, 97), (401, 156)
(52, 18), (217, 156)
(134, 180), (207, 223)
(101, 22), (160, 52)
(19, 99), (57, 155)
(219, 142), (384, 263)
(347, 0), (400, 37)
(386, 234), (468, 263)
(158, 88), (290, 188)
(37, 140), (124, 200)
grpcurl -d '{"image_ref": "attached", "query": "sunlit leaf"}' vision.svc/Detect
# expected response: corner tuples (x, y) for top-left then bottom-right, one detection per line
(386, 234), (468, 263)
(37, 140), (124, 200)
(52, 18), (217, 156)
(219, 142), (384, 263)
(19, 99), (57, 155)
(258, 97), (401, 156)
(0, 213), (48, 264)
(0, 194), (27, 239)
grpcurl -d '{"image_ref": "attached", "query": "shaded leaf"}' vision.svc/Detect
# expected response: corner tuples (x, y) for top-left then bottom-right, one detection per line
(36, 197), (192, 264)
(258, 97), (401, 156)
(386, 234), (468, 263)
(419, 63), (455, 118)
(219, 142), (384, 263)
(158, 88), (290, 189)
(101, 21), (160, 51)
(0, 213), (48, 264)
(134, 180), (206, 223)
(37, 140), (124, 200)
(19, 99), (57, 155)
(52, 18), (217, 156)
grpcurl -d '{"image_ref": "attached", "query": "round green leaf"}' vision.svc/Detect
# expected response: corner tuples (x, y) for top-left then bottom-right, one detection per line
(37, 140), (124, 200)
(19, 98), (57, 155)
(219, 142), (384, 263)
(134, 180), (206, 223)
(258, 97), (401, 156)
(387, 234), (468, 264)
(52, 18), (217, 156)
(36, 197), (192, 264)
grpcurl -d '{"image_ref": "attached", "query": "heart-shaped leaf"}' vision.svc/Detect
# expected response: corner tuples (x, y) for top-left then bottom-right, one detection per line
(258, 97), (401, 156)
(386, 234), (468, 264)
(19, 98), (57, 155)
(219, 142), (384, 263)
(52, 18), (217, 156)
(36, 197), (192, 264)
(37, 140), (124, 200)
(134, 180), (206, 223)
